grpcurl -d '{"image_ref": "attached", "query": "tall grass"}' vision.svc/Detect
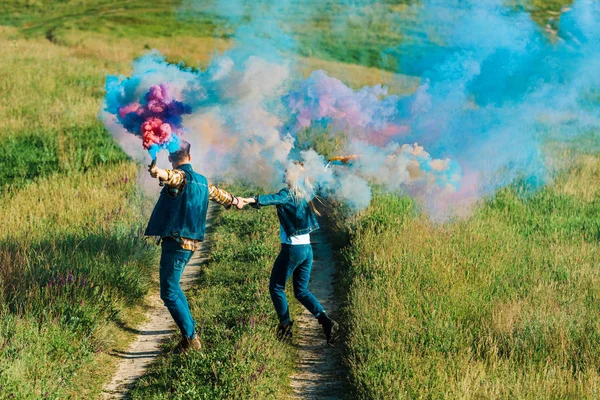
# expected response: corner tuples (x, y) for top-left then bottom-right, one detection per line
(333, 156), (600, 399)
(0, 164), (159, 398)
(0, 18), (167, 396)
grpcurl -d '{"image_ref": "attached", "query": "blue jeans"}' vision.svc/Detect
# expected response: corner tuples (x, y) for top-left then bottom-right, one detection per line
(269, 244), (324, 325)
(159, 238), (196, 339)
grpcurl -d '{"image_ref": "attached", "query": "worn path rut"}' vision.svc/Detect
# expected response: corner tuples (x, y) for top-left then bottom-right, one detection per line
(103, 210), (345, 399)
(289, 229), (346, 399)
(102, 210), (214, 399)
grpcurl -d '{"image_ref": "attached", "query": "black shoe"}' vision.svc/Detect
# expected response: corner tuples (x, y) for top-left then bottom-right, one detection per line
(318, 313), (339, 345)
(276, 321), (293, 342)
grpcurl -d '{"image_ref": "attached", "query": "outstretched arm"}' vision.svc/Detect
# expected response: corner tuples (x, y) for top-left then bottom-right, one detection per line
(148, 165), (243, 210)
(240, 189), (290, 209)
(209, 184), (244, 210)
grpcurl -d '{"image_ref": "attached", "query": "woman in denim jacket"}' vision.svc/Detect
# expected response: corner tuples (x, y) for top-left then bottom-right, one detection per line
(242, 162), (339, 344)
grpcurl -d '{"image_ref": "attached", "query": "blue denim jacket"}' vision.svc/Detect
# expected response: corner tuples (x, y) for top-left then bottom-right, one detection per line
(145, 164), (209, 241)
(256, 188), (319, 237)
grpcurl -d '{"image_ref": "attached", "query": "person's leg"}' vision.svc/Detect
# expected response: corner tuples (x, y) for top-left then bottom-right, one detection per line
(269, 245), (297, 326)
(159, 238), (196, 339)
(293, 245), (339, 344)
(292, 245), (325, 317)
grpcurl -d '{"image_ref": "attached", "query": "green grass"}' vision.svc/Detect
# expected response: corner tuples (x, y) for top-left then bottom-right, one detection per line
(1, 0), (575, 75)
(0, 0), (595, 398)
(0, 127), (127, 193)
(0, 163), (159, 399)
(0, 15), (166, 398)
(0, 1), (219, 39)
(331, 159), (600, 398)
(129, 187), (297, 399)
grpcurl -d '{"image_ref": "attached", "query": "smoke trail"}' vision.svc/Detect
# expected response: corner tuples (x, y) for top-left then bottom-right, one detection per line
(281, 0), (599, 215)
(101, 52), (455, 210)
(101, 0), (600, 218)
(103, 54), (196, 161)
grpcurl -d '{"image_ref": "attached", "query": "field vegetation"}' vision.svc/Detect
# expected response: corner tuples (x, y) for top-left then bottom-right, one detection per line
(331, 164), (600, 398)
(1, 0), (597, 399)
(0, 22), (161, 398)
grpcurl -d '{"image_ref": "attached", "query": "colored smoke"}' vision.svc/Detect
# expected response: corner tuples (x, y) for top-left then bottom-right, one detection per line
(104, 70), (192, 159)
(101, 0), (600, 218)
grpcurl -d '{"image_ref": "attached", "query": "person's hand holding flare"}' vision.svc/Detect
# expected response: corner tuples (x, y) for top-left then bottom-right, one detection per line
(147, 162), (168, 182)
(149, 163), (159, 178)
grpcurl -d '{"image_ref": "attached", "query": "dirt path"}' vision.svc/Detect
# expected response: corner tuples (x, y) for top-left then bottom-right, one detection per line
(102, 210), (214, 399)
(289, 229), (346, 399)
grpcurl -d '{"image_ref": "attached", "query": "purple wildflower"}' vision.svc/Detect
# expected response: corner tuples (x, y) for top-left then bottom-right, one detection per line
(257, 365), (266, 376)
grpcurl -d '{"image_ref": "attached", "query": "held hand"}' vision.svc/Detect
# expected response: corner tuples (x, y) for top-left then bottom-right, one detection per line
(148, 164), (159, 179)
(233, 197), (255, 210)
(243, 197), (259, 209)
(234, 197), (246, 210)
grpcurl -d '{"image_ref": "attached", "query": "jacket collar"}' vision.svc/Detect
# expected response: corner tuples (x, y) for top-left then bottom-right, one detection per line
(176, 163), (194, 172)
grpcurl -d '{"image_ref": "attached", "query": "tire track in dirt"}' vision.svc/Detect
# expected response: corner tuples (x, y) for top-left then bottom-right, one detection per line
(102, 208), (215, 399)
(289, 229), (346, 399)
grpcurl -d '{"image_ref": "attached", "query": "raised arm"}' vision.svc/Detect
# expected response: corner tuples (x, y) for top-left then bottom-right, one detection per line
(149, 165), (185, 190)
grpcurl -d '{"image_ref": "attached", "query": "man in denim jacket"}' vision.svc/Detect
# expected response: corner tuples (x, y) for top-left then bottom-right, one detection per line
(145, 140), (243, 352)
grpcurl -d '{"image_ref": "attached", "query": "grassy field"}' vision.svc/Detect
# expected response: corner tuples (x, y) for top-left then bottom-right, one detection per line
(330, 157), (600, 398)
(1, 0), (598, 399)
(0, 20), (161, 397)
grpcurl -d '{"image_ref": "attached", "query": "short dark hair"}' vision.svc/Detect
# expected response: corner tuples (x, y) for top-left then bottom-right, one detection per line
(170, 140), (191, 162)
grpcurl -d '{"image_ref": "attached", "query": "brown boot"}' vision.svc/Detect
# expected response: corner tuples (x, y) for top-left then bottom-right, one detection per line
(174, 334), (202, 353)
(186, 336), (202, 352)
(180, 335), (202, 354)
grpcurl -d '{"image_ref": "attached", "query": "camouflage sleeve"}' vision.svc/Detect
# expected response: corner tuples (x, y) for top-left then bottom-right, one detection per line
(160, 169), (186, 191)
(208, 184), (237, 208)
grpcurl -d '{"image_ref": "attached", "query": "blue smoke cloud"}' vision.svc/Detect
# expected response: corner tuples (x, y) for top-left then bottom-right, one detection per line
(102, 0), (600, 218)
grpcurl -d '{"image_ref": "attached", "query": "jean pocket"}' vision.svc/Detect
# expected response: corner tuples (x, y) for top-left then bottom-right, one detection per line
(173, 254), (191, 271)
(288, 247), (307, 266)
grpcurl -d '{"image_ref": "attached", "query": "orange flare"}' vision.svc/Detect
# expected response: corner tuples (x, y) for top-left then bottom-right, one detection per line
(329, 155), (358, 164)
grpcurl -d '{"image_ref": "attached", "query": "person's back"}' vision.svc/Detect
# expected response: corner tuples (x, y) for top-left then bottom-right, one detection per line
(145, 163), (210, 241)
(254, 187), (320, 242)
(243, 161), (339, 344)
